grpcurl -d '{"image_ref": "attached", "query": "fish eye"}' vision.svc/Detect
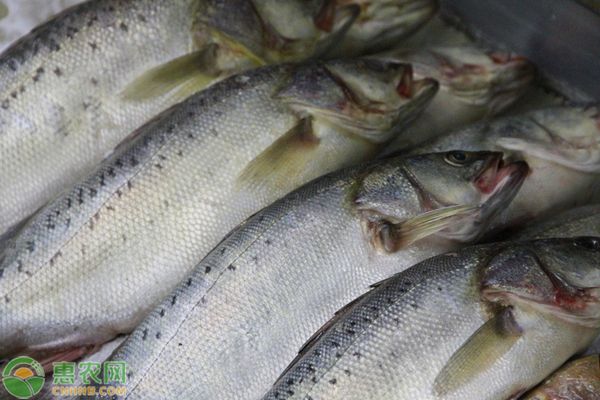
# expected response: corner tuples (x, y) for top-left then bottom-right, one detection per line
(573, 237), (600, 250)
(444, 151), (470, 167)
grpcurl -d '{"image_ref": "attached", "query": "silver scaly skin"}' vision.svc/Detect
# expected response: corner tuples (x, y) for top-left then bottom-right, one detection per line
(377, 46), (535, 154)
(412, 106), (600, 231)
(0, 60), (437, 363)
(264, 238), (600, 400)
(523, 354), (600, 400)
(103, 151), (527, 399)
(0, 0), (413, 237)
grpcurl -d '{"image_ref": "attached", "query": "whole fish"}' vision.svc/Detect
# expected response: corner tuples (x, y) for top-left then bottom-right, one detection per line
(377, 46), (535, 154)
(0, 0), (432, 237)
(104, 150), (527, 399)
(0, 59), (438, 363)
(411, 106), (600, 231)
(523, 354), (600, 400)
(329, 0), (437, 57)
(264, 237), (600, 400)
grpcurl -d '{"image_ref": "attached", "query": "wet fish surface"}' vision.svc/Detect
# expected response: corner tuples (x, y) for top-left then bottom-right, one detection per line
(377, 46), (534, 153)
(523, 354), (600, 400)
(264, 238), (600, 400)
(103, 150), (527, 399)
(411, 106), (600, 231)
(0, 59), (438, 363)
(0, 0), (420, 237)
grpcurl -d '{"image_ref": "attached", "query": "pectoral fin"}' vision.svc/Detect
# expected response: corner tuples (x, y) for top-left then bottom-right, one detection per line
(365, 205), (477, 253)
(237, 118), (319, 191)
(121, 45), (222, 102)
(434, 308), (522, 396)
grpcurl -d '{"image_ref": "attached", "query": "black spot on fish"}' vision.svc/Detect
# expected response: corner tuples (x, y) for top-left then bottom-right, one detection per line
(107, 167), (116, 177)
(163, 200), (169, 208)
(54, 67), (62, 76)
(177, 150), (183, 157)
(78, 188), (85, 204)
(344, 369), (351, 376)
(186, 278), (192, 286)
(205, 266), (211, 274)
(127, 181), (133, 190)
(89, 188), (97, 198)
(158, 154), (167, 161)
(8, 59), (18, 71)
(17, 260), (23, 272)
(91, 78), (98, 86)
(10, 91), (17, 99)
(119, 22), (128, 32)
(411, 303), (418, 309)
(171, 295), (177, 306)
(141, 329), (148, 340)
(353, 352), (362, 359)
(187, 133), (194, 140)
(438, 286), (443, 291)
(137, 14), (147, 23)
(154, 163), (163, 170)
(33, 67), (44, 82)
(329, 379), (337, 385)
(265, 239), (272, 245)
(2, 99), (10, 110)
(26, 241), (35, 253)
(106, 205), (115, 212)
(5, 295), (10, 303)
(159, 309), (165, 317)
(115, 159), (124, 168)
(227, 264), (236, 271)
(155, 332), (161, 339)
(88, 42), (98, 51)
(220, 248), (226, 255)
(130, 156), (139, 167)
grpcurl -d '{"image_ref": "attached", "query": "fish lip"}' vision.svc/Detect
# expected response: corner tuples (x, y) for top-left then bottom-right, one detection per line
(464, 157), (529, 233)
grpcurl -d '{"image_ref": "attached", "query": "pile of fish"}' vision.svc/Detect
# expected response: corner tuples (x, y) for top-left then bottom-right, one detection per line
(0, 1), (598, 399)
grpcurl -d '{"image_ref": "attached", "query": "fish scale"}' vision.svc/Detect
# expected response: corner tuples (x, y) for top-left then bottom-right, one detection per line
(0, 59), (437, 366)
(265, 239), (600, 399)
(0, 0), (201, 236)
(103, 150), (527, 399)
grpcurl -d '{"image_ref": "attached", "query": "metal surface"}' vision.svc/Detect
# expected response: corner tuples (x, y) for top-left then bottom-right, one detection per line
(440, 0), (600, 101)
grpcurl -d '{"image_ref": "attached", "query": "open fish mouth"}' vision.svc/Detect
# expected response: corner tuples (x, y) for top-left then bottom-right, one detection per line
(441, 154), (529, 241)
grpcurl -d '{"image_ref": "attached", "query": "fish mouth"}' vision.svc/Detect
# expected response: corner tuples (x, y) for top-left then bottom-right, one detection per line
(475, 155), (529, 221)
(437, 154), (528, 242)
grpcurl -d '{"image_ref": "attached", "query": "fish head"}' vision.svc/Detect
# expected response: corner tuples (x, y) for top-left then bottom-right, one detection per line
(335, 0), (438, 54)
(482, 237), (600, 329)
(382, 47), (535, 115)
(276, 59), (438, 143)
(402, 151), (529, 240)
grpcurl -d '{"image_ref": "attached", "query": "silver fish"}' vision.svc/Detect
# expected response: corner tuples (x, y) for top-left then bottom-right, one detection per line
(411, 106), (600, 231)
(376, 46), (535, 153)
(0, 60), (437, 363)
(0, 0), (403, 237)
(103, 151), (527, 399)
(264, 237), (600, 400)
(523, 354), (600, 400)
(329, 0), (438, 57)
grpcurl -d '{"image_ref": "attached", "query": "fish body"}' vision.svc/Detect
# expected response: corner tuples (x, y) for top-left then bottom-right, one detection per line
(524, 354), (600, 400)
(412, 106), (600, 230)
(0, 60), (436, 362)
(0, 0), (385, 237)
(378, 46), (535, 153)
(264, 238), (600, 400)
(104, 151), (527, 399)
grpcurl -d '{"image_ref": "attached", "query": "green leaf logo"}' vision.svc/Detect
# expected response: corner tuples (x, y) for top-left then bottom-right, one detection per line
(2, 357), (45, 399)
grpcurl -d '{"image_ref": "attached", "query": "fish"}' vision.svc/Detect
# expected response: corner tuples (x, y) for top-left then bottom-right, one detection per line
(101, 150), (527, 399)
(0, 59), (437, 364)
(0, 0), (390, 238)
(263, 237), (600, 400)
(410, 106), (600, 231)
(376, 46), (535, 154)
(514, 204), (600, 356)
(329, 0), (438, 57)
(523, 354), (600, 400)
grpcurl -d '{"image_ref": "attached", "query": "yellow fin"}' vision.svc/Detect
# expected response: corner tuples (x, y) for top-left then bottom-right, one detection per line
(368, 205), (477, 253)
(121, 46), (221, 102)
(237, 118), (319, 191)
(434, 309), (522, 396)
